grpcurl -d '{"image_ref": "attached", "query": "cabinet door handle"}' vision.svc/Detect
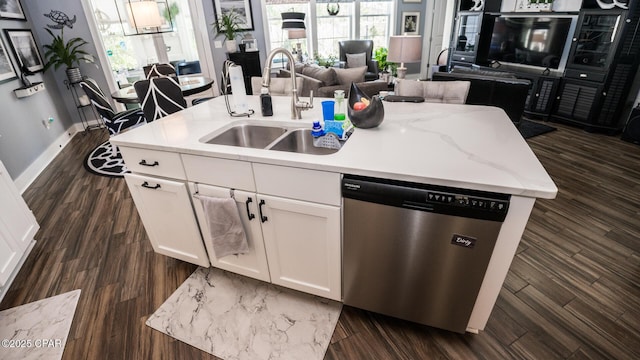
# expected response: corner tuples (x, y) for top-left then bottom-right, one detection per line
(141, 181), (161, 189)
(139, 160), (159, 167)
(258, 199), (268, 223)
(245, 198), (255, 220)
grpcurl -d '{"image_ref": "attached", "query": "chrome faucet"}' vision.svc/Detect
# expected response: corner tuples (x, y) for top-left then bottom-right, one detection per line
(262, 48), (313, 120)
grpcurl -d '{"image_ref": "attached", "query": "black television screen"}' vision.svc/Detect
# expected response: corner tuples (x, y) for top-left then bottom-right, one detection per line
(487, 16), (575, 69)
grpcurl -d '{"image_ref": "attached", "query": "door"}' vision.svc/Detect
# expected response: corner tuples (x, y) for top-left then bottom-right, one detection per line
(0, 161), (39, 286)
(258, 194), (341, 301)
(125, 173), (209, 267)
(0, 224), (21, 287)
(190, 183), (270, 282)
(566, 10), (625, 73)
(422, 0), (450, 79)
(0, 161), (38, 252)
(554, 79), (602, 123)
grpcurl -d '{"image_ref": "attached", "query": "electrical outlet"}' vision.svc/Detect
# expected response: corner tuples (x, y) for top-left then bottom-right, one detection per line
(214, 40), (223, 48)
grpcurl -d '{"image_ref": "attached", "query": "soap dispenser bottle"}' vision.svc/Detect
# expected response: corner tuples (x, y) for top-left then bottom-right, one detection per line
(260, 87), (273, 116)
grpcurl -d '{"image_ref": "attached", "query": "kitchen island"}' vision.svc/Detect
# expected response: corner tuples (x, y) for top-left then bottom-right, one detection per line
(111, 95), (557, 333)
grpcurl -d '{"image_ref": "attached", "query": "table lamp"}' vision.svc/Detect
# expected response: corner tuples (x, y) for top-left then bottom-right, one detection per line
(282, 12), (306, 63)
(288, 29), (306, 62)
(387, 35), (422, 79)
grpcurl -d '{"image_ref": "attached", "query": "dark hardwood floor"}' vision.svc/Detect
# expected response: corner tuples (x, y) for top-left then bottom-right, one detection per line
(2, 120), (639, 359)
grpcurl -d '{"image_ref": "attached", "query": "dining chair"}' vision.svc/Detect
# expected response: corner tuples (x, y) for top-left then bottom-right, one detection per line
(250, 77), (304, 96)
(395, 79), (471, 104)
(143, 63), (177, 78)
(79, 78), (146, 136)
(134, 77), (187, 122)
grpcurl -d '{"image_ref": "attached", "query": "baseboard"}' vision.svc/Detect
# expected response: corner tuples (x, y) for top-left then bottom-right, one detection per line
(14, 124), (86, 194)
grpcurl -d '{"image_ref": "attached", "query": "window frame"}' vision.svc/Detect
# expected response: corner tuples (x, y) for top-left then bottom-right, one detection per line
(262, 0), (395, 62)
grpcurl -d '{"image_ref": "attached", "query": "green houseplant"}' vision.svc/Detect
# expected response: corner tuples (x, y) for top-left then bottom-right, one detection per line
(374, 47), (397, 77)
(214, 11), (244, 53)
(43, 28), (93, 83)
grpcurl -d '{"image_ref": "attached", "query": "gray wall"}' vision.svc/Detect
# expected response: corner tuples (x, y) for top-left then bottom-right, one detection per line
(205, 0), (269, 92)
(396, 0), (427, 75)
(0, 0), (110, 181)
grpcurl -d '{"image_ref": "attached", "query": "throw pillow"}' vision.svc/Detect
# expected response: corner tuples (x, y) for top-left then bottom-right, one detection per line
(302, 66), (338, 86)
(346, 53), (366, 68)
(334, 66), (367, 85)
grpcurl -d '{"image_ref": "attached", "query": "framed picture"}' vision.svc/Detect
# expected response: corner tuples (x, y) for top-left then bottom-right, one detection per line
(0, 37), (17, 83)
(402, 12), (420, 35)
(3, 29), (45, 73)
(213, 0), (254, 31)
(0, 0), (26, 20)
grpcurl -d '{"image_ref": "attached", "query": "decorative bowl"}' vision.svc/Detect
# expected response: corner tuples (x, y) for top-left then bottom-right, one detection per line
(347, 82), (384, 129)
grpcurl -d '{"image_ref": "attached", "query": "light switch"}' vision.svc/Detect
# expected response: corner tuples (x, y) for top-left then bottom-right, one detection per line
(214, 40), (223, 48)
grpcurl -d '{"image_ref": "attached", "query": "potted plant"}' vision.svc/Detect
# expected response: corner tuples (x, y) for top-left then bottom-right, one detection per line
(43, 28), (93, 83)
(314, 53), (337, 68)
(214, 11), (244, 53)
(374, 47), (397, 79)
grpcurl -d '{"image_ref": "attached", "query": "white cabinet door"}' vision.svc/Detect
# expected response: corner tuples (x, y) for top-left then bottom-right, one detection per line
(258, 194), (341, 301)
(0, 161), (39, 287)
(0, 225), (21, 287)
(190, 183), (270, 282)
(0, 162), (38, 252)
(125, 174), (209, 267)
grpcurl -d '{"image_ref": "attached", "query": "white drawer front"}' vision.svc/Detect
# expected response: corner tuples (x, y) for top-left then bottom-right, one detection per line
(253, 163), (340, 206)
(119, 147), (185, 179)
(182, 154), (255, 191)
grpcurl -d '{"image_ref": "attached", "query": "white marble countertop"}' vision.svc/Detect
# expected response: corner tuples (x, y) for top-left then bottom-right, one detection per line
(111, 96), (557, 199)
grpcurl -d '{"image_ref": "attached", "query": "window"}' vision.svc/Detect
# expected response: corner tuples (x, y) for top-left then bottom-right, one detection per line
(264, 0), (393, 62)
(265, 3), (309, 57)
(316, 1), (354, 58)
(87, 0), (202, 84)
(359, 0), (393, 49)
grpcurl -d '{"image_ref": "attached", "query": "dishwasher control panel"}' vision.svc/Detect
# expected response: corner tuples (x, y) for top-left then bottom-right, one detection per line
(342, 175), (510, 222)
(428, 192), (508, 212)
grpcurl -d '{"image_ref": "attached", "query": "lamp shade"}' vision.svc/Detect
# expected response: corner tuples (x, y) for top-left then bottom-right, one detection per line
(282, 12), (306, 29)
(117, 0), (173, 36)
(387, 35), (422, 64)
(287, 29), (306, 40)
(128, 1), (163, 28)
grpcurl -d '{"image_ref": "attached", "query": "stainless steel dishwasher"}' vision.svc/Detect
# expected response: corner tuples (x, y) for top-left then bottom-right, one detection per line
(342, 174), (510, 333)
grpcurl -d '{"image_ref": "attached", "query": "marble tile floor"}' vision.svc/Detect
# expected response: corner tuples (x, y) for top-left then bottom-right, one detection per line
(146, 267), (342, 360)
(0, 290), (81, 360)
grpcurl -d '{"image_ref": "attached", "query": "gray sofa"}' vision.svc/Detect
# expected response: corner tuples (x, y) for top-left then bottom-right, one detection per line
(279, 64), (389, 98)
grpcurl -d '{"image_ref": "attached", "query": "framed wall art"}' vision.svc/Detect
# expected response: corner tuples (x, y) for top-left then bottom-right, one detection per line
(213, 0), (254, 31)
(402, 12), (420, 35)
(0, 0), (26, 20)
(3, 29), (45, 73)
(0, 37), (17, 83)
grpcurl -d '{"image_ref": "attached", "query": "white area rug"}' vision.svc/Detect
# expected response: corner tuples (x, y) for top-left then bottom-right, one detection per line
(146, 267), (342, 360)
(0, 289), (81, 360)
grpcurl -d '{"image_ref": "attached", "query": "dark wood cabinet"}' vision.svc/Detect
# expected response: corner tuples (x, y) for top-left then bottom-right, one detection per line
(553, 4), (640, 132)
(518, 74), (561, 120)
(554, 79), (603, 124)
(228, 51), (262, 95)
(451, 11), (496, 69)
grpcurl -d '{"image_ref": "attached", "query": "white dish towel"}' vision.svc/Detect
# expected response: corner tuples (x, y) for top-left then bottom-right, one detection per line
(198, 195), (249, 259)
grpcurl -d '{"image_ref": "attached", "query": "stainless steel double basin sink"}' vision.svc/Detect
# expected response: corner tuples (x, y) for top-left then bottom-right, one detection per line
(200, 121), (344, 155)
